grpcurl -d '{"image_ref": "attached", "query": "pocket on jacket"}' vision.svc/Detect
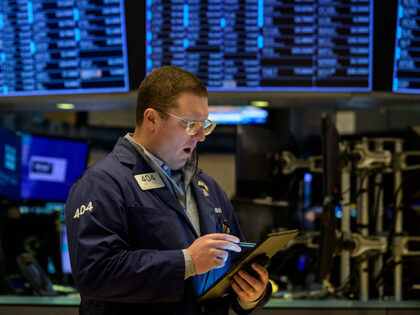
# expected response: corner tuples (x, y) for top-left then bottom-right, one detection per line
(126, 206), (190, 249)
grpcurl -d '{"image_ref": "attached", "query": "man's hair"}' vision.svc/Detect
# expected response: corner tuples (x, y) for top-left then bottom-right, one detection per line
(136, 66), (208, 126)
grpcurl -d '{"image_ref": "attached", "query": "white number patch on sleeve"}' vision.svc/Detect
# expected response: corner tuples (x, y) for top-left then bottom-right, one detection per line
(73, 202), (93, 219)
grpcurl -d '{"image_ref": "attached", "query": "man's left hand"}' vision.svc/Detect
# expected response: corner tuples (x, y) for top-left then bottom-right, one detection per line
(231, 263), (269, 302)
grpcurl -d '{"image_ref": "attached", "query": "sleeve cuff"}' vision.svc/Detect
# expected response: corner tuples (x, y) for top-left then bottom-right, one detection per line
(182, 249), (196, 279)
(236, 288), (266, 310)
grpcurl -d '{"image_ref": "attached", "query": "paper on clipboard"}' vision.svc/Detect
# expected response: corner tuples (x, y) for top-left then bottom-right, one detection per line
(196, 229), (299, 302)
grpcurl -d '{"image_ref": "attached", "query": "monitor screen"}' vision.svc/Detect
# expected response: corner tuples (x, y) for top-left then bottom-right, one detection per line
(0, 126), (21, 201)
(208, 106), (268, 125)
(235, 125), (298, 199)
(60, 221), (72, 274)
(0, 0), (129, 97)
(316, 112), (339, 282)
(393, 0), (420, 93)
(146, 0), (373, 92)
(20, 135), (88, 202)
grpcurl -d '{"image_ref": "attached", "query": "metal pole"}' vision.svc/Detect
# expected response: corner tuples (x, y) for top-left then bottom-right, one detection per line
(360, 140), (369, 301)
(394, 140), (403, 301)
(340, 142), (351, 287)
(373, 140), (384, 300)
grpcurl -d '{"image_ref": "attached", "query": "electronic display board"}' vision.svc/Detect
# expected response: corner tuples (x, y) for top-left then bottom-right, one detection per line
(146, 0), (373, 92)
(0, 126), (21, 201)
(208, 105), (268, 124)
(0, 0), (129, 97)
(393, 0), (420, 93)
(20, 134), (88, 202)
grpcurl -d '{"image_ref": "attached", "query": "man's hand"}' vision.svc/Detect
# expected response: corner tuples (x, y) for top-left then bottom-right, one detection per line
(187, 233), (241, 274)
(231, 263), (269, 302)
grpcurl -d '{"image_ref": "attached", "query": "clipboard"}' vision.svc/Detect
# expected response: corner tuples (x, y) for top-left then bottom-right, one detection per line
(196, 229), (299, 302)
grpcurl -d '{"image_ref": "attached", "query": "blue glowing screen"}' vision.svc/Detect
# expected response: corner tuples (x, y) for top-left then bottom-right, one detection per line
(208, 106), (268, 125)
(60, 222), (72, 274)
(0, 0), (129, 97)
(393, 0), (420, 93)
(20, 135), (88, 202)
(0, 126), (21, 200)
(146, 0), (373, 92)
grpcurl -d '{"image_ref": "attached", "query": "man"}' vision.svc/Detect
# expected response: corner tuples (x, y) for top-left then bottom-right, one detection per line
(65, 66), (271, 314)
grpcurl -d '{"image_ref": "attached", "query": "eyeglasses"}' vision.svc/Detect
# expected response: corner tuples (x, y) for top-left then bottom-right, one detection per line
(155, 109), (216, 136)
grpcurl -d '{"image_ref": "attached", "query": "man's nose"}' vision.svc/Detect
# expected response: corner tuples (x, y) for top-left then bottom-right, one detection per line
(192, 127), (206, 142)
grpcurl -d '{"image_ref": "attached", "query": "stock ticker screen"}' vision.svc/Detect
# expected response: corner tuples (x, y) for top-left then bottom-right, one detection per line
(393, 0), (420, 93)
(0, 0), (129, 97)
(0, 126), (21, 201)
(146, 0), (373, 92)
(20, 134), (88, 202)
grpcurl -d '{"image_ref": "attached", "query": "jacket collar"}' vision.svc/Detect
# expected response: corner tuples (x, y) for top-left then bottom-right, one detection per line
(113, 137), (138, 166)
(112, 137), (158, 175)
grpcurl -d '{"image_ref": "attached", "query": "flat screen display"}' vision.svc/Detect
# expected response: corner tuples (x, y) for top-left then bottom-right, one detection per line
(208, 106), (268, 125)
(393, 0), (420, 93)
(60, 222), (72, 274)
(20, 135), (88, 202)
(146, 0), (373, 92)
(0, 0), (129, 97)
(0, 126), (21, 201)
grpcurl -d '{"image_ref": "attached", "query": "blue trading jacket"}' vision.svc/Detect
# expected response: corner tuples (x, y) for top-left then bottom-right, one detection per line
(65, 138), (271, 314)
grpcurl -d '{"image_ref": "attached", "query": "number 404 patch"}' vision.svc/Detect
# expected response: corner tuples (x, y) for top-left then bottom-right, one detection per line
(74, 202), (93, 219)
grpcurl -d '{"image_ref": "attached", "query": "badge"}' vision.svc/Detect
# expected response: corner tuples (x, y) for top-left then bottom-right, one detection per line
(197, 180), (208, 191)
(198, 180), (210, 197)
(197, 180), (210, 198)
(214, 207), (222, 214)
(135, 172), (165, 190)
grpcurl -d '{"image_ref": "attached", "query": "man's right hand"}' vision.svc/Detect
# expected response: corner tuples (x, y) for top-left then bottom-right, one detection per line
(187, 233), (241, 274)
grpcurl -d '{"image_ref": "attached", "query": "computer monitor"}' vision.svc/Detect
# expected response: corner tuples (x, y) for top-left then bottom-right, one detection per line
(208, 106), (268, 125)
(235, 125), (299, 200)
(392, 0), (420, 93)
(0, 0), (130, 97)
(145, 0), (373, 91)
(0, 126), (21, 201)
(20, 134), (88, 202)
(59, 222), (72, 275)
(316, 113), (340, 282)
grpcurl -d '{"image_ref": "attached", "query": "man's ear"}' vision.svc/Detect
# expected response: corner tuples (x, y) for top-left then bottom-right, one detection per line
(143, 108), (158, 131)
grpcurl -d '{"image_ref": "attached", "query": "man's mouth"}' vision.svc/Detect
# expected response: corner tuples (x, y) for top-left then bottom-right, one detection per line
(183, 147), (193, 155)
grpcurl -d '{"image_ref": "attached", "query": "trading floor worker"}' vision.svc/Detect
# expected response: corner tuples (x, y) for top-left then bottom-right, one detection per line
(65, 66), (271, 314)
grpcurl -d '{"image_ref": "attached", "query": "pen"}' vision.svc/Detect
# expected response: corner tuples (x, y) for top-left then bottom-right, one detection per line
(238, 242), (256, 248)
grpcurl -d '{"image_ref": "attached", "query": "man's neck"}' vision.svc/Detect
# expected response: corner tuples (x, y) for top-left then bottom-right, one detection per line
(132, 127), (171, 169)
(133, 127), (152, 153)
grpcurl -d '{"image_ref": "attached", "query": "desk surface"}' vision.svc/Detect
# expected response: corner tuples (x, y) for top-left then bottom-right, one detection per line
(266, 299), (420, 308)
(0, 295), (419, 309)
(0, 295), (80, 306)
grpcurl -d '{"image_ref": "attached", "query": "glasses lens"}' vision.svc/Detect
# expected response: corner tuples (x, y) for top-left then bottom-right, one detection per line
(186, 121), (216, 136)
(203, 122), (216, 136)
(186, 122), (201, 135)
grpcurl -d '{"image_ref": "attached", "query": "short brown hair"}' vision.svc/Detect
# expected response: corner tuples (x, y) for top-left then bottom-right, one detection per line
(135, 66), (208, 126)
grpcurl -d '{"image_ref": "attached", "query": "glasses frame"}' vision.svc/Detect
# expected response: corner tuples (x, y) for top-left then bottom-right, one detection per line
(155, 109), (216, 136)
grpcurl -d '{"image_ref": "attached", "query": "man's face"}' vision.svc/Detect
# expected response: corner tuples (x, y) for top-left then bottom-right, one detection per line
(154, 92), (208, 170)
